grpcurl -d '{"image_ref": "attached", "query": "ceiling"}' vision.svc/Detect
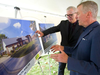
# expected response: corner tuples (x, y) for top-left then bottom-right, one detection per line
(0, 0), (100, 17)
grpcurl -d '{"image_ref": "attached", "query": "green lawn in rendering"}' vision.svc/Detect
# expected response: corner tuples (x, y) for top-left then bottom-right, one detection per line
(27, 55), (70, 75)
(11, 41), (36, 57)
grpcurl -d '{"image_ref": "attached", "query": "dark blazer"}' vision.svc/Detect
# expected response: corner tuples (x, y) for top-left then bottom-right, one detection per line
(64, 21), (100, 75)
(43, 20), (84, 47)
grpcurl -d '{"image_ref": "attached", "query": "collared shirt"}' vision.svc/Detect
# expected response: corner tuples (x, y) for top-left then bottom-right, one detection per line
(83, 21), (97, 31)
(68, 20), (78, 38)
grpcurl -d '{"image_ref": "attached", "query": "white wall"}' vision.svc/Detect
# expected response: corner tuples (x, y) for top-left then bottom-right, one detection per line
(0, 5), (67, 45)
(0, 0), (100, 45)
(97, 17), (100, 23)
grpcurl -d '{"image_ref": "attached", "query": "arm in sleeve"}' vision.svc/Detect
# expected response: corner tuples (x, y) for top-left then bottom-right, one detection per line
(42, 21), (62, 36)
(64, 46), (74, 54)
(67, 30), (100, 75)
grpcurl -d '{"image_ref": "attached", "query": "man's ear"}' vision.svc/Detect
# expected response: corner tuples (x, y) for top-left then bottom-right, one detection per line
(86, 11), (92, 18)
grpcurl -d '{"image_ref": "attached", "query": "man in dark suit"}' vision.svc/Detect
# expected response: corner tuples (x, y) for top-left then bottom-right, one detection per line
(50, 1), (100, 75)
(36, 6), (83, 75)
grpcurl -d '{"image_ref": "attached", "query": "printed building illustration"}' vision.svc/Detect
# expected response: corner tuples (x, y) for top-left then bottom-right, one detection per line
(2, 35), (32, 55)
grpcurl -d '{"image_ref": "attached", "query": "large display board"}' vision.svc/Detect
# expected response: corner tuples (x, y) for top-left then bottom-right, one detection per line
(0, 17), (42, 75)
(39, 23), (57, 53)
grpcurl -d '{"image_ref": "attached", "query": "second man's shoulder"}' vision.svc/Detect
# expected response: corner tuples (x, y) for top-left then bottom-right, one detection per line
(59, 20), (69, 24)
(61, 20), (68, 22)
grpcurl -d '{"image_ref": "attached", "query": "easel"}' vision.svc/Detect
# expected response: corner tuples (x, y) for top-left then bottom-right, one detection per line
(14, 6), (22, 18)
(37, 57), (44, 75)
(14, 7), (44, 75)
(44, 16), (51, 75)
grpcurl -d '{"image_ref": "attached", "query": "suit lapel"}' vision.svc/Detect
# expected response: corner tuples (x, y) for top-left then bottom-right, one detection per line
(74, 21), (99, 48)
(74, 29), (92, 48)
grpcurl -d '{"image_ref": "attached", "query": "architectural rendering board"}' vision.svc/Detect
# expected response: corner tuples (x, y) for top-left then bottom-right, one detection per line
(0, 17), (42, 75)
(39, 23), (57, 53)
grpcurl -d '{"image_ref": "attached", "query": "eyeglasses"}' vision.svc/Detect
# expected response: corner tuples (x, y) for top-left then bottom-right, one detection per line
(65, 12), (76, 17)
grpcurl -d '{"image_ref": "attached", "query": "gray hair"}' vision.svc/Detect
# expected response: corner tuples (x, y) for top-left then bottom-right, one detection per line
(77, 1), (98, 19)
(67, 6), (77, 12)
